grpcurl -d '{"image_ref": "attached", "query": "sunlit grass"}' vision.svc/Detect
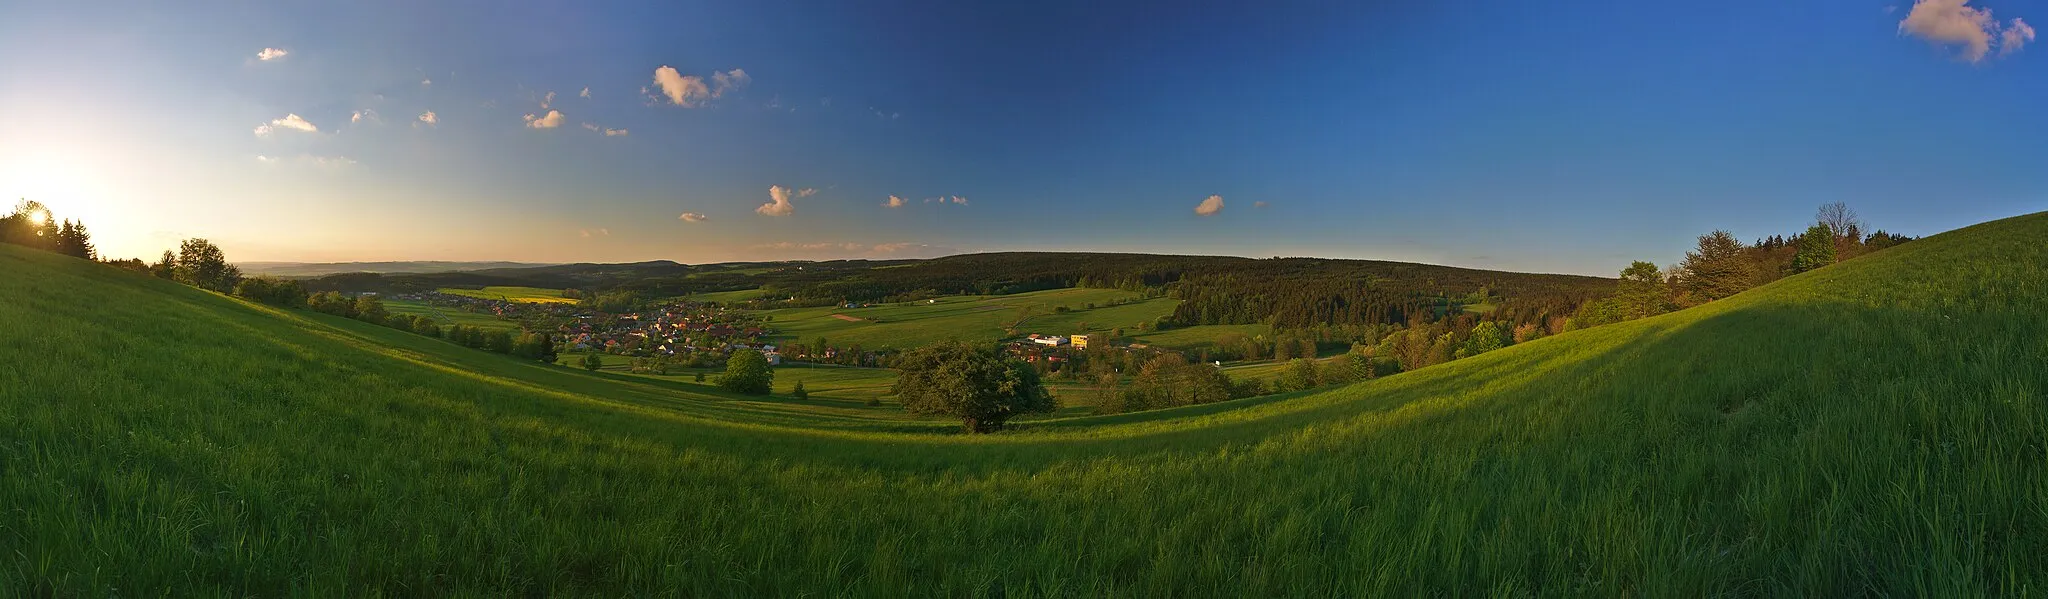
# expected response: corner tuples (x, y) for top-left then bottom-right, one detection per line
(3, 212), (2046, 595)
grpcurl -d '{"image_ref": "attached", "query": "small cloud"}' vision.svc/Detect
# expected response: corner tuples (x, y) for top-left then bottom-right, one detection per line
(950, 195), (968, 205)
(712, 68), (750, 96)
(1885, 5), (1900, 14)
(255, 155), (278, 164)
(418, 111), (438, 125)
(797, 187), (818, 197)
(580, 87), (591, 98)
(883, 195), (906, 208)
(578, 228), (612, 238)
(350, 109), (381, 124)
(757, 185), (797, 216)
(1899, 0), (2035, 62)
(540, 91), (556, 109)
(257, 47), (289, 61)
(581, 122), (627, 136)
(679, 212), (708, 222)
(524, 110), (565, 129)
(1194, 194), (1225, 216)
(310, 156), (356, 167)
(1253, 201), (1269, 209)
(2003, 18), (2036, 54)
(253, 113), (319, 136)
(421, 78), (432, 86)
(653, 66), (711, 107)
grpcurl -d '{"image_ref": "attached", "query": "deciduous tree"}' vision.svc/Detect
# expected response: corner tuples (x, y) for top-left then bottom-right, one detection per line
(893, 341), (1055, 432)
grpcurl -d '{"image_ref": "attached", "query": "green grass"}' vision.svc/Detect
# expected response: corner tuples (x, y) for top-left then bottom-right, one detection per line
(438, 285), (578, 304)
(687, 287), (773, 303)
(7, 212), (2048, 594)
(386, 298), (522, 331)
(758, 287), (1174, 350)
(1131, 323), (1273, 352)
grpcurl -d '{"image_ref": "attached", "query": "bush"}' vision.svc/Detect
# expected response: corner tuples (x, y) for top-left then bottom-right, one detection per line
(791, 381), (808, 400)
(581, 353), (604, 371)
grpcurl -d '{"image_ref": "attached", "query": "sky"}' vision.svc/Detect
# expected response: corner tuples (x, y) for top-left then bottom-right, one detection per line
(0, 0), (2043, 276)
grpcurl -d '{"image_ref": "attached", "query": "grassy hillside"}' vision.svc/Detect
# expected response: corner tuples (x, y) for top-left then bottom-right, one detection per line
(5, 213), (2048, 595)
(758, 287), (1175, 350)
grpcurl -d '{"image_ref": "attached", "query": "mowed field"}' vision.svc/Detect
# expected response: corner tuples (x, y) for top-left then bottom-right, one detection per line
(6, 212), (2048, 594)
(385, 298), (521, 331)
(438, 286), (577, 304)
(758, 288), (1177, 350)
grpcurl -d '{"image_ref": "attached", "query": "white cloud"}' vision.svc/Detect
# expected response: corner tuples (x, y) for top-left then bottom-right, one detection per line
(421, 78), (432, 86)
(540, 91), (556, 109)
(2003, 18), (2036, 55)
(797, 187), (818, 197)
(524, 110), (565, 129)
(253, 113), (319, 136)
(757, 185), (797, 216)
(884, 195), (906, 208)
(653, 66), (712, 107)
(950, 195), (968, 205)
(712, 68), (750, 96)
(1899, 0), (2034, 62)
(679, 212), (708, 222)
(255, 155), (278, 164)
(605, 128), (628, 136)
(350, 109), (381, 124)
(1194, 194), (1225, 216)
(580, 87), (591, 98)
(418, 111), (438, 125)
(257, 48), (289, 61)
(310, 156), (356, 167)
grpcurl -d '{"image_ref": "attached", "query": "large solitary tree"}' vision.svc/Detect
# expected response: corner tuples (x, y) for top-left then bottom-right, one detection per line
(174, 238), (242, 293)
(893, 341), (1056, 433)
(718, 349), (775, 395)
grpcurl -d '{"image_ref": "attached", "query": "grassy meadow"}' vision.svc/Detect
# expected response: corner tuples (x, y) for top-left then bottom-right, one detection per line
(757, 287), (1176, 350)
(385, 298), (522, 331)
(5, 213), (2048, 594)
(438, 285), (578, 304)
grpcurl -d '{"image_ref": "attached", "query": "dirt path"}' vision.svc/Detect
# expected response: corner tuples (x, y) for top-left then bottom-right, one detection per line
(830, 313), (865, 322)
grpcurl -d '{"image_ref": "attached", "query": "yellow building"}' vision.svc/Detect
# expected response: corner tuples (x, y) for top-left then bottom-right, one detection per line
(1071, 334), (1089, 349)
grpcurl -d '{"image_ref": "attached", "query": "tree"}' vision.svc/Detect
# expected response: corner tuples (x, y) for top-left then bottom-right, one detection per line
(1461, 321), (1511, 357)
(694, 371), (707, 382)
(52, 220), (95, 260)
(1676, 230), (1754, 304)
(892, 341), (1056, 432)
(1280, 358), (1321, 392)
(582, 353), (604, 371)
(1, 200), (54, 249)
(174, 238), (241, 293)
(1792, 224), (1837, 273)
(1817, 202), (1862, 240)
(352, 295), (389, 324)
(791, 381), (809, 400)
(1109, 354), (1234, 413)
(233, 277), (308, 308)
(718, 348), (775, 395)
(150, 250), (178, 279)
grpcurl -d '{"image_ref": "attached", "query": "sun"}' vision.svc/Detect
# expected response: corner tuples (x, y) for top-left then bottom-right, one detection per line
(0, 156), (133, 246)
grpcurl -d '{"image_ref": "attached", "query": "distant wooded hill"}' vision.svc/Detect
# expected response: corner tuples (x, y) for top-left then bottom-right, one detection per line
(300, 252), (1613, 329)
(241, 261), (558, 277)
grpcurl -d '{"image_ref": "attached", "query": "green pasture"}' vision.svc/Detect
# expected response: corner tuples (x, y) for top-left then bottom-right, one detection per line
(439, 285), (578, 304)
(757, 287), (1174, 350)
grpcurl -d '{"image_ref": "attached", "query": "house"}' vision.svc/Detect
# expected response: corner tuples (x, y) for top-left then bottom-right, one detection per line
(763, 351), (783, 366)
(1070, 334), (1089, 349)
(1031, 335), (1067, 346)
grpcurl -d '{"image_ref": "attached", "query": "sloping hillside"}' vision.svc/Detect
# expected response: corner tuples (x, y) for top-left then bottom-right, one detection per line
(3, 213), (2046, 595)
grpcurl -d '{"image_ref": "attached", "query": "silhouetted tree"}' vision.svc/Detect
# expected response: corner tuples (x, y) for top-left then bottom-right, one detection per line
(174, 238), (241, 293)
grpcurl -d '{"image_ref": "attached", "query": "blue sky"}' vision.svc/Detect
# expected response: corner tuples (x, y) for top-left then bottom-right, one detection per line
(0, 0), (2042, 275)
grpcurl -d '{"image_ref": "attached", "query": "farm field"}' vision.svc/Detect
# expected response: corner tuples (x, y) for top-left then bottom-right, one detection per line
(686, 287), (773, 304)
(6, 213), (2048, 594)
(757, 287), (1176, 350)
(438, 286), (578, 304)
(385, 298), (521, 331)
(1131, 323), (1273, 352)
